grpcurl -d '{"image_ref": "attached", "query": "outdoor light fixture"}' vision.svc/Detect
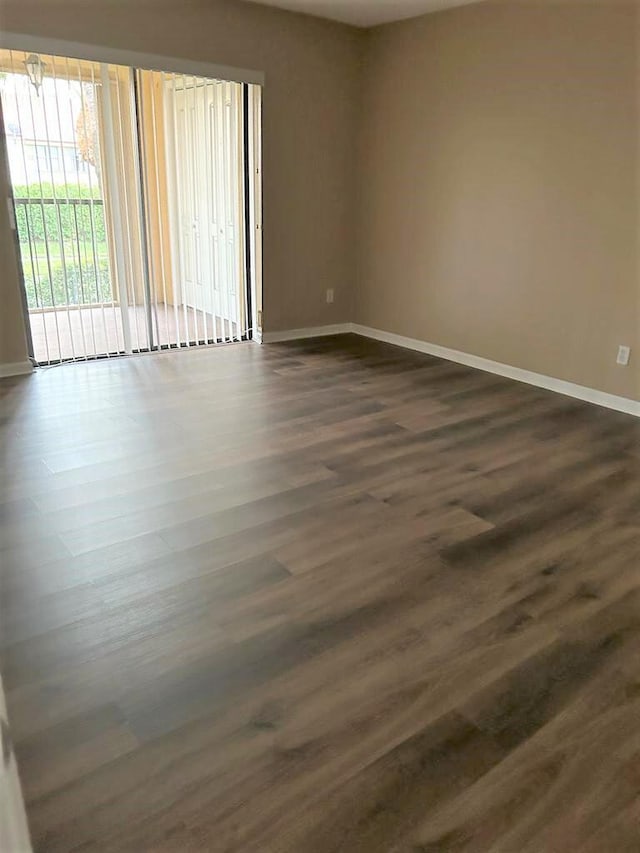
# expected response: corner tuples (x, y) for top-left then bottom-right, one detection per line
(24, 54), (46, 96)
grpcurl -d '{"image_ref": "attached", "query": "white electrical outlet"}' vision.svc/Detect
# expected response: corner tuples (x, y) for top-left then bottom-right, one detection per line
(326, 289), (334, 304)
(617, 345), (631, 366)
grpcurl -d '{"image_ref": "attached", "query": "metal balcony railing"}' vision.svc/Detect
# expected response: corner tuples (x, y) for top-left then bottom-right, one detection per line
(14, 196), (114, 310)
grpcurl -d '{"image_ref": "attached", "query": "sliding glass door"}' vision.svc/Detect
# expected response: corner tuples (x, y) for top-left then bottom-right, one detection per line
(0, 48), (259, 365)
(137, 71), (247, 349)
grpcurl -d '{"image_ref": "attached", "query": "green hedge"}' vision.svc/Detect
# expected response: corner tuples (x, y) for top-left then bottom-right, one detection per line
(26, 260), (112, 309)
(13, 182), (101, 200)
(14, 182), (106, 245)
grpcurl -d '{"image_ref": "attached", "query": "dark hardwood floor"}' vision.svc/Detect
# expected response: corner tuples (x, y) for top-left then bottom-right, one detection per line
(1, 334), (640, 852)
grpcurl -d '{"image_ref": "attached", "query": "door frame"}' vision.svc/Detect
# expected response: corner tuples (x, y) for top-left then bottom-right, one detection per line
(0, 33), (264, 87)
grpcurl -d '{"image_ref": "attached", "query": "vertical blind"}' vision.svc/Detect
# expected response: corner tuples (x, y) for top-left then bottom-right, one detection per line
(138, 71), (248, 350)
(0, 48), (257, 365)
(1, 51), (130, 362)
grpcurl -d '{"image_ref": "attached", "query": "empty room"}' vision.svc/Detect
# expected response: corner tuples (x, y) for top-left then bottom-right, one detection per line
(1, 0), (639, 850)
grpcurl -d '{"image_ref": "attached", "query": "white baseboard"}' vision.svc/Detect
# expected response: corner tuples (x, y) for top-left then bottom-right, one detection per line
(0, 360), (33, 379)
(258, 320), (639, 417)
(352, 323), (640, 418)
(262, 323), (353, 343)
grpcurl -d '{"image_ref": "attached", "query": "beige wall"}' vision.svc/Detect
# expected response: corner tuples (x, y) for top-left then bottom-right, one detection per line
(357, 1), (640, 400)
(0, 0), (364, 355)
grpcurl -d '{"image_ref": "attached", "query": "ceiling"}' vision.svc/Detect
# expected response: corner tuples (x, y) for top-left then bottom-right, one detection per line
(246, 0), (488, 28)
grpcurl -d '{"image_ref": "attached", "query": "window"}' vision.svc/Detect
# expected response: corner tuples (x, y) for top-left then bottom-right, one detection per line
(64, 147), (77, 169)
(36, 144), (49, 170)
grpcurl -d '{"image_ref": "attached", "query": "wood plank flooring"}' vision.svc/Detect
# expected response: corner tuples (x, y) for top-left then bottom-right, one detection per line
(1, 334), (640, 852)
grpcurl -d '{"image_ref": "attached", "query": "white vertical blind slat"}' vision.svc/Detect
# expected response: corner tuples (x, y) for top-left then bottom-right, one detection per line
(112, 67), (144, 352)
(99, 61), (132, 354)
(147, 72), (171, 348)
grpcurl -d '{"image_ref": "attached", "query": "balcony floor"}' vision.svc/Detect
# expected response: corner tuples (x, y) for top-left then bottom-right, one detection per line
(28, 304), (228, 363)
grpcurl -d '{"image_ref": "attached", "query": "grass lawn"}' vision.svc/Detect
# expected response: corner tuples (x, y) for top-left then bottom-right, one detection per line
(21, 240), (110, 277)
(20, 240), (114, 309)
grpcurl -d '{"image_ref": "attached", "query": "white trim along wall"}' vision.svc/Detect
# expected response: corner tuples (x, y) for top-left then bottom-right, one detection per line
(6, 323), (638, 419)
(262, 323), (640, 418)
